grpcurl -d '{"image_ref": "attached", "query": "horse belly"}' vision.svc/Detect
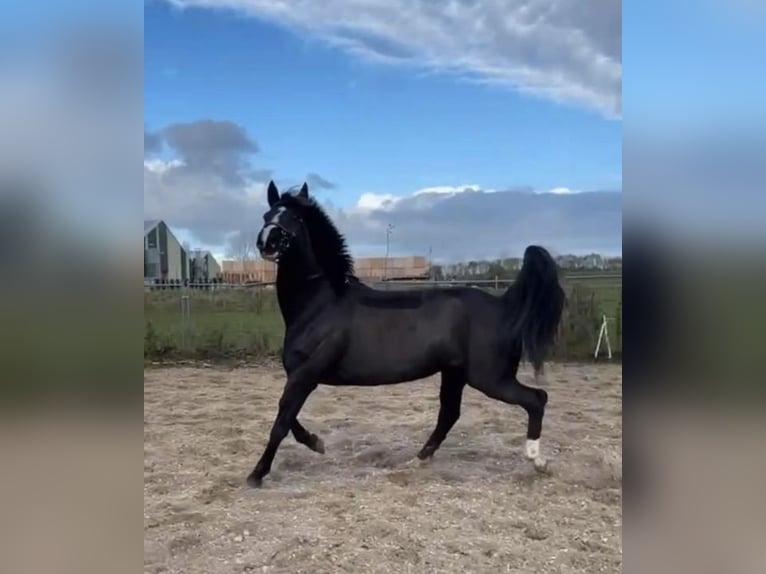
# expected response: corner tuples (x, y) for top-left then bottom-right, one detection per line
(332, 329), (448, 385)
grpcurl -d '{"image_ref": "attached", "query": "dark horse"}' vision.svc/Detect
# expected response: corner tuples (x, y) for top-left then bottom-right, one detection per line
(247, 181), (565, 487)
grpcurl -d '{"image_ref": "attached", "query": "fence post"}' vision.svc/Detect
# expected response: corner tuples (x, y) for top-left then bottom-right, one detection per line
(180, 294), (191, 350)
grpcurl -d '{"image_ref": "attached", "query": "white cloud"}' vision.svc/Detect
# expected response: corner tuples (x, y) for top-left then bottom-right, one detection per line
(143, 120), (621, 260)
(412, 184), (483, 196)
(144, 158), (183, 174)
(164, 0), (621, 118)
(355, 192), (400, 212)
(353, 183), (487, 214)
(337, 185), (622, 260)
(144, 158), (622, 260)
(546, 186), (579, 195)
(355, 183), (572, 215)
(143, 160), (271, 245)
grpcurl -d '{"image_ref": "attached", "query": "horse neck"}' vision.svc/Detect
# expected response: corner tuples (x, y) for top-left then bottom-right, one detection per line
(274, 250), (332, 325)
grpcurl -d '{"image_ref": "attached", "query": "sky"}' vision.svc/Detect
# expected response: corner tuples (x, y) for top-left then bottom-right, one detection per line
(2, 1), (763, 266)
(623, 0), (766, 131)
(621, 0), (766, 249)
(144, 0), (623, 262)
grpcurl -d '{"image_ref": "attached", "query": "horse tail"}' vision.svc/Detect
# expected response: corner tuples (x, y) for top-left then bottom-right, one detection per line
(502, 245), (566, 375)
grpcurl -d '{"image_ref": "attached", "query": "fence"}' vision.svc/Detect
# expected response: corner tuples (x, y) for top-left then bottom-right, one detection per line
(144, 272), (621, 291)
(144, 275), (622, 362)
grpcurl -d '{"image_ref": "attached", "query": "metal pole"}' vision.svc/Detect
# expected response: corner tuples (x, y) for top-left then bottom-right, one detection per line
(180, 294), (190, 350)
(384, 223), (394, 283)
(428, 245), (432, 281)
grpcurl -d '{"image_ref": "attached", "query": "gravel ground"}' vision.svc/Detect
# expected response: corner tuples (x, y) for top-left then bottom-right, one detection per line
(144, 362), (622, 573)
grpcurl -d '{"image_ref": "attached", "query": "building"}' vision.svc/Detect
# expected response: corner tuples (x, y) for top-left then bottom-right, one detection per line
(221, 259), (277, 283)
(219, 255), (430, 284)
(189, 249), (222, 282)
(144, 219), (188, 281)
(354, 256), (430, 281)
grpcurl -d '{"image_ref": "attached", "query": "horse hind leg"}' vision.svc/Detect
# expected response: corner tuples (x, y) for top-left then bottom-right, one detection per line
(417, 369), (466, 460)
(469, 376), (549, 472)
(291, 419), (325, 454)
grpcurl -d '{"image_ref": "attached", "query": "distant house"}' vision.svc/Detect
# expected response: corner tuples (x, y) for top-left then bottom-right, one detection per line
(189, 249), (222, 282)
(221, 259), (277, 283)
(354, 256), (430, 281)
(144, 219), (188, 281)
(218, 255), (430, 284)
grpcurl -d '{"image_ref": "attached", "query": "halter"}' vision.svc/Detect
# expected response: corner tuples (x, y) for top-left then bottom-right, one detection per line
(262, 213), (302, 263)
(266, 216), (324, 283)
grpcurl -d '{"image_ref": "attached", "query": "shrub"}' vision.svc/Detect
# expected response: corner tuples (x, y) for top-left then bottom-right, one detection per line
(553, 284), (603, 361)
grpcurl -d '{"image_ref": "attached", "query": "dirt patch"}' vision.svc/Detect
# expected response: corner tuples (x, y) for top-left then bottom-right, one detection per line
(145, 363), (622, 573)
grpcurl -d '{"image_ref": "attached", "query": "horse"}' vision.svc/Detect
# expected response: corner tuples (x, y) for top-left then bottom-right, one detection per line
(246, 180), (566, 487)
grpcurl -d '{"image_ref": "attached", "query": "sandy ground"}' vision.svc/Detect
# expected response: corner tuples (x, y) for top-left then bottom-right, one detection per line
(144, 363), (622, 574)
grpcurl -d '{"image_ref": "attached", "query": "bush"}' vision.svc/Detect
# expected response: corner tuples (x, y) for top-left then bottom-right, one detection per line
(144, 320), (175, 358)
(553, 284), (603, 361)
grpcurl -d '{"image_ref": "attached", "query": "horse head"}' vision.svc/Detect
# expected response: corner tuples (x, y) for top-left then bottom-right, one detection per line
(256, 180), (311, 263)
(256, 180), (355, 292)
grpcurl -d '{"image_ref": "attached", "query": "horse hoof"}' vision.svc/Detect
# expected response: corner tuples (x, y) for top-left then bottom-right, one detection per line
(246, 473), (263, 488)
(417, 442), (437, 460)
(533, 458), (549, 473)
(313, 437), (326, 455)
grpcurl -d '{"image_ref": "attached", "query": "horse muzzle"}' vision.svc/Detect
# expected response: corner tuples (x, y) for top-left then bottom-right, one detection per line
(257, 224), (290, 262)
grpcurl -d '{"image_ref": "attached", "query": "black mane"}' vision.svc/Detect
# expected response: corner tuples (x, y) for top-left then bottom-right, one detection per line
(280, 193), (355, 291)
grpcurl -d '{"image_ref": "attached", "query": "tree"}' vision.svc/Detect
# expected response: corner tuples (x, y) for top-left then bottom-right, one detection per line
(226, 229), (259, 262)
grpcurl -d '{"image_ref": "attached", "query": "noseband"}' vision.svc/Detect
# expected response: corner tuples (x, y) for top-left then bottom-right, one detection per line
(269, 225), (294, 262)
(263, 216), (323, 282)
(262, 213), (301, 263)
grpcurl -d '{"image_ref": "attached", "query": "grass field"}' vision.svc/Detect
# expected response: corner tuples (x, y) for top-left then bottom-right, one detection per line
(144, 272), (622, 362)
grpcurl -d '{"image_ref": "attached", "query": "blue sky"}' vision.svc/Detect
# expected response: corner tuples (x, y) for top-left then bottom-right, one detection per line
(144, 0), (623, 261)
(623, 0), (766, 131)
(620, 0), (766, 248)
(5, 0), (765, 265)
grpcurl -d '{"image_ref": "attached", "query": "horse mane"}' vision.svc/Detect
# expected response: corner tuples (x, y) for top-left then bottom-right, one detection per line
(279, 192), (355, 292)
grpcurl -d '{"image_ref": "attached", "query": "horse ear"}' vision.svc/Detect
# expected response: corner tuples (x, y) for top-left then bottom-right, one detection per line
(267, 180), (279, 207)
(298, 182), (309, 199)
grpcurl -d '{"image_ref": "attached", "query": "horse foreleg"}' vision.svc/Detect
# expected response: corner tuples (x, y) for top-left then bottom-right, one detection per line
(247, 378), (317, 488)
(247, 334), (343, 487)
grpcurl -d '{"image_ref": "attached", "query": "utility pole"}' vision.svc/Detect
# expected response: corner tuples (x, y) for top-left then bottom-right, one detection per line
(428, 245), (433, 281)
(384, 223), (394, 283)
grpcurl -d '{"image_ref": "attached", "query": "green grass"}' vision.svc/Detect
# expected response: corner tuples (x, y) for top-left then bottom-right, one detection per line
(144, 289), (284, 360)
(144, 275), (622, 363)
